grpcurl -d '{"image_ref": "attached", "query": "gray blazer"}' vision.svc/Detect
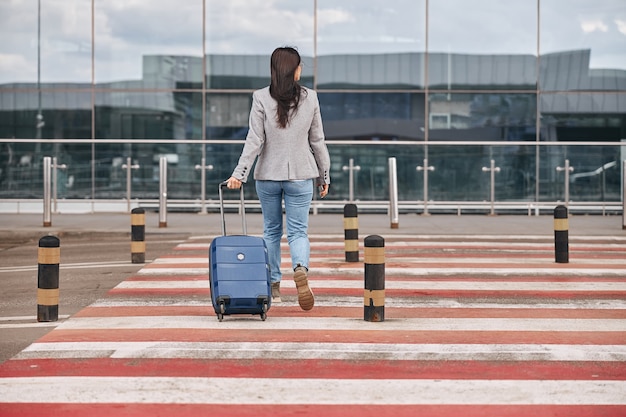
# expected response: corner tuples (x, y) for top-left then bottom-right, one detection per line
(231, 86), (330, 185)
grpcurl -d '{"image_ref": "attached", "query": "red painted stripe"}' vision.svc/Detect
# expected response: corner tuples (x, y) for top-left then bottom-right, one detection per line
(37, 329), (626, 345)
(104, 286), (626, 299)
(107, 288), (210, 296)
(320, 261), (626, 269)
(125, 275), (207, 281)
(2, 358), (625, 380)
(299, 287), (626, 299)
(142, 263), (208, 269)
(74, 305), (626, 319)
(296, 275), (626, 283)
(0, 403), (623, 417)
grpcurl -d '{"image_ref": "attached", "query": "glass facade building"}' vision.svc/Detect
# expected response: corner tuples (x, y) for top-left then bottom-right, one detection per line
(0, 0), (625, 213)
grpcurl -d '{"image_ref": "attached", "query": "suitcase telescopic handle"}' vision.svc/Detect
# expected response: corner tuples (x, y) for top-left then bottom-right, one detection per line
(218, 181), (247, 236)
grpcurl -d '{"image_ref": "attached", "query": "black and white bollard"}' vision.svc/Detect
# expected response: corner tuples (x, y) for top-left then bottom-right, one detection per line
(37, 235), (60, 322)
(364, 235), (385, 322)
(554, 205), (569, 263)
(131, 207), (146, 263)
(343, 203), (359, 262)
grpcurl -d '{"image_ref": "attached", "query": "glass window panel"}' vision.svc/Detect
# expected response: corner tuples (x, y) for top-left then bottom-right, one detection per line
(0, 90), (92, 140)
(428, 93), (537, 141)
(94, 1), (203, 85)
(538, 144), (621, 202)
(206, 93), (250, 139)
(319, 92), (426, 140)
(0, 0), (91, 84)
(95, 92), (202, 139)
(539, 93), (626, 141)
(540, 0), (626, 91)
(428, 0), (537, 90)
(317, 0), (425, 89)
(206, 1), (314, 90)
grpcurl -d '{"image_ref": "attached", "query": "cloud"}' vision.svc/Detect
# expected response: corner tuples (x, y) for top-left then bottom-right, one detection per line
(580, 19), (609, 33)
(616, 19), (626, 35)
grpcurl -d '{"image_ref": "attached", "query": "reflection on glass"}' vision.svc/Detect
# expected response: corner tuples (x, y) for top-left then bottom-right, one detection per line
(0, 0), (91, 84)
(540, 93), (626, 141)
(429, 0), (536, 89)
(95, 92), (202, 139)
(429, 0), (536, 55)
(95, 1), (203, 84)
(538, 145), (620, 202)
(0, 91), (92, 139)
(317, 0), (425, 55)
(428, 93), (536, 141)
(317, 0), (425, 89)
(540, 0), (626, 73)
(319, 93), (425, 140)
(206, 1), (314, 56)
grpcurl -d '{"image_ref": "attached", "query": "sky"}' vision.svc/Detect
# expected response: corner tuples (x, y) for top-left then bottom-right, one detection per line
(0, 0), (624, 84)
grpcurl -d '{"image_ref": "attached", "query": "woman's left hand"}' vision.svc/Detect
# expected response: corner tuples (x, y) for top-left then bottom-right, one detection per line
(319, 184), (329, 198)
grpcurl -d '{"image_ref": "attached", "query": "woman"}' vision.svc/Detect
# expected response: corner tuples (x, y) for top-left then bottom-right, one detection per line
(226, 47), (330, 311)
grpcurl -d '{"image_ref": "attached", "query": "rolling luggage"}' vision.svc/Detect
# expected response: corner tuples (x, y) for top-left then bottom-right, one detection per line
(209, 182), (271, 321)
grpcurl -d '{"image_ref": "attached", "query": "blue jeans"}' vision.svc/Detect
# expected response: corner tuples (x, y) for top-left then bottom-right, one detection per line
(255, 179), (313, 284)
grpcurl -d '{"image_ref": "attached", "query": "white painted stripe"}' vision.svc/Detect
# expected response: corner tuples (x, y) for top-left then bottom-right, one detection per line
(116, 278), (626, 292)
(0, 322), (62, 329)
(0, 315), (70, 329)
(135, 265), (626, 276)
(186, 233), (626, 242)
(1, 377), (624, 405)
(16, 342), (626, 362)
(137, 268), (207, 275)
(177, 236), (626, 245)
(89, 298), (626, 310)
(0, 262), (148, 273)
(0, 315), (70, 322)
(152, 256), (626, 266)
(54, 316), (626, 332)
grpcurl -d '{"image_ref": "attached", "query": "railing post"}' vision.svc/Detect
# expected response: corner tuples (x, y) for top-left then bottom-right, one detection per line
(481, 159), (500, 216)
(388, 157), (399, 229)
(416, 158), (435, 215)
(623, 160), (626, 230)
(159, 156), (168, 228)
(42, 156), (52, 227)
(121, 157), (140, 212)
(342, 158), (360, 203)
(195, 157), (214, 214)
(51, 157), (67, 214)
(556, 159), (574, 208)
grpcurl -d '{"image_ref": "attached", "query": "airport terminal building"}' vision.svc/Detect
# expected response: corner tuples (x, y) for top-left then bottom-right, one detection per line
(0, 1), (624, 213)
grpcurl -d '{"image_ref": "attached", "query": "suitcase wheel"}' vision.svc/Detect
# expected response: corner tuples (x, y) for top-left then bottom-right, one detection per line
(217, 302), (226, 322)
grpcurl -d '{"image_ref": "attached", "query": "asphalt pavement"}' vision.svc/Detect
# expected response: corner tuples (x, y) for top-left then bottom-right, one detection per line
(1, 211), (625, 241)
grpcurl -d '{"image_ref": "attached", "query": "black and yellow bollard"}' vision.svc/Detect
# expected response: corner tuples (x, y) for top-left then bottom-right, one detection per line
(37, 235), (60, 322)
(364, 235), (385, 322)
(344, 203), (359, 262)
(554, 205), (569, 263)
(131, 207), (146, 263)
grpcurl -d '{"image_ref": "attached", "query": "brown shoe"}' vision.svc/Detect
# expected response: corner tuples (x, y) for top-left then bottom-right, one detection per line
(271, 282), (281, 303)
(294, 265), (314, 311)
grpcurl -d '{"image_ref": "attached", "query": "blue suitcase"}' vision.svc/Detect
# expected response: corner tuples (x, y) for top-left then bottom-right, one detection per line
(209, 182), (271, 321)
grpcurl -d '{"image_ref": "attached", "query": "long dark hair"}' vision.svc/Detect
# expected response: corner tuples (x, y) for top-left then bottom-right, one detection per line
(269, 47), (304, 128)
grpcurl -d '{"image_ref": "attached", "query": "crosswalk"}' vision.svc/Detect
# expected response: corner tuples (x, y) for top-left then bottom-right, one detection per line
(1, 234), (625, 416)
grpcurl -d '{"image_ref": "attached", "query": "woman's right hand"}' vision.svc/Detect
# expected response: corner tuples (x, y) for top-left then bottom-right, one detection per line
(226, 177), (242, 189)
